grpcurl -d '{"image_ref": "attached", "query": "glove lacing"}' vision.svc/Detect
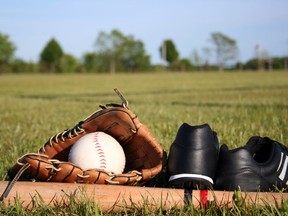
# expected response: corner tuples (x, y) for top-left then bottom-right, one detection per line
(39, 123), (85, 153)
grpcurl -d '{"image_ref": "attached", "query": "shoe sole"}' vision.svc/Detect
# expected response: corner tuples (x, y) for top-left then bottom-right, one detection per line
(169, 173), (213, 189)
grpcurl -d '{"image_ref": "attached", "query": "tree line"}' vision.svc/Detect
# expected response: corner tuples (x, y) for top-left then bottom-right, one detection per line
(0, 29), (287, 74)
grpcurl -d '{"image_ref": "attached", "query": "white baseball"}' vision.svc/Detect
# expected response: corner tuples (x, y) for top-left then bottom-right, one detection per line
(68, 132), (126, 174)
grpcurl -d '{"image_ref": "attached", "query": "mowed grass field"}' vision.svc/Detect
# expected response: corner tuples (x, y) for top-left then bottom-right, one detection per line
(0, 71), (288, 214)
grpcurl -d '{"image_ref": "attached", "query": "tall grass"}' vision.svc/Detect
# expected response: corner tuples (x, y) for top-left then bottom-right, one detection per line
(0, 71), (287, 214)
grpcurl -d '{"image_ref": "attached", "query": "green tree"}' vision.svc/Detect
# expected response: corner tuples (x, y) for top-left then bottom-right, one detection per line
(170, 58), (193, 72)
(82, 52), (98, 72)
(11, 58), (38, 73)
(59, 54), (78, 73)
(245, 58), (258, 70)
(159, 39), (179, 65)
(95, 29), (150, 73)
(40, 38), (63, 72)
(210, 32), (238, 71)
(95, 29), (125, 73)
(121, 36), (150, 72)
(0, 32), (16, 73)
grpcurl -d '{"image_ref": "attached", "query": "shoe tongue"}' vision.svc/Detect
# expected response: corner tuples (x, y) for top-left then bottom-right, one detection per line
(245, 136), (274, 163)
(245, 136), (263, 156)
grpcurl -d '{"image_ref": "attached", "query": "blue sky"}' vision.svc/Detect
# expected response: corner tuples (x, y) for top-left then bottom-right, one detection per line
(1, 0), (288, 64)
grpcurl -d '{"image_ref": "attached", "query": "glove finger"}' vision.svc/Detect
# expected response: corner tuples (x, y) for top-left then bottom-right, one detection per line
(81, 169), (111, 184)
(9, 154), (53, 181)
(49, 161), (83, 182)
(110, 171), (143, 185)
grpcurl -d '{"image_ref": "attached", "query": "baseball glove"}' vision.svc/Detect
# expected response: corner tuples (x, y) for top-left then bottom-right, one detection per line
(7, 89), (166, 187)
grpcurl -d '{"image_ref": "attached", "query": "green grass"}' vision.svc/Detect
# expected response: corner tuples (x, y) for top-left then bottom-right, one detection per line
(0, 71), (288, 214)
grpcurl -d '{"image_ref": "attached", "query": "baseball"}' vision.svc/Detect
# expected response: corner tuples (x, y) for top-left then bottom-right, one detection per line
(68, 132), (126, 174)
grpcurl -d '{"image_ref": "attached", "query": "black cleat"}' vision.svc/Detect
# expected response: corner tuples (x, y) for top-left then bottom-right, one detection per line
(215, 136), (288, 192)
(167, 123), (219, 189)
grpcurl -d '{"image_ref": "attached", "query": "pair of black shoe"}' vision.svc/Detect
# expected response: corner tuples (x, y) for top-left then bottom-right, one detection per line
(167, 123), (288, 192)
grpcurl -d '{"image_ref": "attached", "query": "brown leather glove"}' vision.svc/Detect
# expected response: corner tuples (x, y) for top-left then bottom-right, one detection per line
(8, 89), (166, 186)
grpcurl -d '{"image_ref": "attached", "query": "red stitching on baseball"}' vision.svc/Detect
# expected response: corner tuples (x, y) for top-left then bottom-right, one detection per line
(93, 132), (107, 170)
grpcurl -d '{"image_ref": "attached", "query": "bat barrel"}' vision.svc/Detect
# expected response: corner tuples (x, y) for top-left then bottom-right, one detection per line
(0, 181), (185, 211)
(0, 181), (287, 212)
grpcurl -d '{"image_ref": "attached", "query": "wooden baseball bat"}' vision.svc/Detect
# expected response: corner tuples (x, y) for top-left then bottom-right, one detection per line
(0, 181), (287, 212)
